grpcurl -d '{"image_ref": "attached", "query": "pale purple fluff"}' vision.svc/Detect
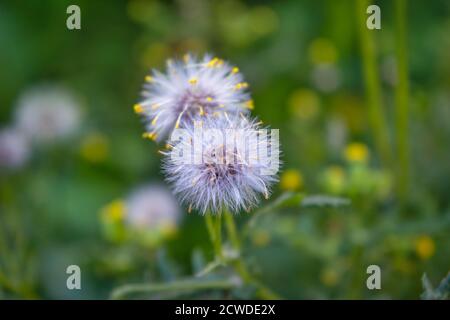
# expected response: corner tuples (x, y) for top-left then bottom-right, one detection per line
(135, 54), (252, 142)
(162, 115), (280, 214)
(0, 127), (30, 170)
(14, 85), (81, 144)
(125, 184), (181, 230)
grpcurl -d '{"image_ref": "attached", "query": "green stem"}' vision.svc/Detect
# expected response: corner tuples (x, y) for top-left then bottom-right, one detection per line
(223, 210), (281, 300)
(394, 0), (410, 201)
(204, 213), (223, 260)
(223, 210), (240, 249)
(111, 278), (239, 300)
(356, 0), (392, 167)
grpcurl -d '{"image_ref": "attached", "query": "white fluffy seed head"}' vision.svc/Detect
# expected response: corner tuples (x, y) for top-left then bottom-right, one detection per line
(162, 114), (280, 214)
(135, 53), (253, 142)
(0, 127), (30, 171)
(125, 184), (181, 230)
(14, 85), (81, 144)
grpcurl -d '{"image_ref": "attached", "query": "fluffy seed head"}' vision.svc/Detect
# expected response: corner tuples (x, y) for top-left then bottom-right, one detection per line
(135, 53), (252, 142)
(162, 114), (280, 214)
(14, 85), (81, 144)
(0, 127), (30, 171)
(125, 184), (181, 230)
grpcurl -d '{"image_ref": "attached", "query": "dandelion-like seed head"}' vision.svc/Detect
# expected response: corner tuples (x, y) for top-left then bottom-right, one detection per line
(125, 184), (181, 231)
(15, 85), (81, 144)
(163, 115), (280, 214)
(0, 128), (30, 171)
(135, 54), (252, 142)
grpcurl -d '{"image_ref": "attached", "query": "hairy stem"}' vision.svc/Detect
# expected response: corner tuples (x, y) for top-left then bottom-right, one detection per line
(204, 212), (223, 260)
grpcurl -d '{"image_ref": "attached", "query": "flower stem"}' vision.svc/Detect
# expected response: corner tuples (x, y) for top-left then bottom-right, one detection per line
(110, 278), (239, 300)
(394, 0), (410, 202)
(204, 212), (223, 260)
(356, 0), (392, 167)
(223, 209), (281, 300)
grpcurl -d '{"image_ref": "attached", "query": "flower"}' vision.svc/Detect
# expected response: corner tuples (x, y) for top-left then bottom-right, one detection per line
(14, 85), (81, 144)
(79, 132), (109, 163)
(287, 88), (320, 120)
(322, 165), (346, 194)
(415, 235), (435, 260)
(280, 169), (303, 191)
(125, 184), (181, 233)
(134, 53), (252, 142)
(101, 199), (126, 223)
(162, 114), (280, 214)
(344, 142), (369, 163)
(0, 127), (30, 170)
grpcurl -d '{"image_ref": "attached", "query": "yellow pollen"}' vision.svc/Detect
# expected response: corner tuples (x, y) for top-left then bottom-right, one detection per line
(144, 75), (153, 82)
(206, 96), (213, 102)
(199, 106), (205, 116)
(174, 118), (181, 129)
(234, 82), (248, 90)
(232, 67), (239, 74)
(133, 104), (144, 113)
(207, 57), (219, 67)
(245, 100), (254, 110)
(188, 77), (198, 85)
(151, 114), (159, 125)
(142, 132), (157, 141)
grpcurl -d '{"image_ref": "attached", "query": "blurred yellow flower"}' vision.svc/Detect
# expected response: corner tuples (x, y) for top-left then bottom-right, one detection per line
(101, 199), (126, 222)
(288, 89), (320, 120)
(393, 257), (415, 274)
(330, 94), (366, 133)
(280, 169), (303, 191)
(344, 142), (369, 163)
(415, 235), (435, 260)
(323, 165), (346, 194)
(80, 133), (109, 163)
(320, 267), (339, 287)
(248, 6), (279, 37)
(160, 222), (177, 238)
(252, 230), (271, 247)
(140, 42), (170, 69)
(308, 38), (338, 65)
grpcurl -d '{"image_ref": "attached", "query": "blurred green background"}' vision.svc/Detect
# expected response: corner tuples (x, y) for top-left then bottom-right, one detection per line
(0, 0), (449, 299)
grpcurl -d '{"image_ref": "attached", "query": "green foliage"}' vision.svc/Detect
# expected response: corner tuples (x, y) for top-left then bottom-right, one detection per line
(0, 0), (449, 299)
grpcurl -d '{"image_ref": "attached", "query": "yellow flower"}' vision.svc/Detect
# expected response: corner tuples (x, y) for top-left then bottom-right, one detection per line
(280, 169), (303, 191)
(160, 222), (177, 238)
(252, 230), (271, 247)
(288, 89), (320, 120)
(80, 132), (109, 163)
(101, 199), (126, 222)
(320, 267), (339, 287)
(308, 38), (338, 65)
(415, 235), (435, 260)
(323, 165), (346, 194)
(344, 142), (369, 163)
